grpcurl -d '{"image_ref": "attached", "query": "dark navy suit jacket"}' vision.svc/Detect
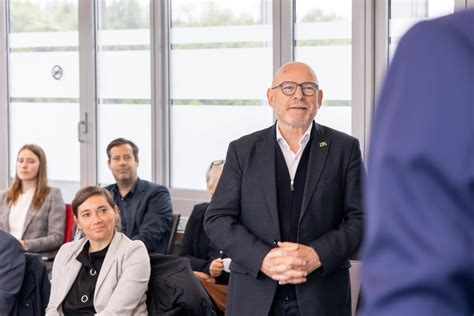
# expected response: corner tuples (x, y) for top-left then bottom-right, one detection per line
(107, 178), (173, 254)
(204, 122), (364, 316)
(0, 229), (25, 315)
(362, 10), (474, 316)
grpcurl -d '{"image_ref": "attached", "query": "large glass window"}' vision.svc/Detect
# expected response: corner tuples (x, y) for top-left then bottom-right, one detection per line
(96, 0), (152, 186)
(294, 0), (352, 135)
(389, 0), (455, 59)
(169, 0), (273, 190)
(8, 0), (79, 201)
(3, 0), (470, 208)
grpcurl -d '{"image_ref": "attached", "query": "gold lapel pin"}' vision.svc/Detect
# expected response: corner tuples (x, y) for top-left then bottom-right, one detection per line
(319, 141), (328, 148)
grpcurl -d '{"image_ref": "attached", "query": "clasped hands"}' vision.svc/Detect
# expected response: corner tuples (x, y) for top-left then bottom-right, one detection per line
(261, 242), (321, 285)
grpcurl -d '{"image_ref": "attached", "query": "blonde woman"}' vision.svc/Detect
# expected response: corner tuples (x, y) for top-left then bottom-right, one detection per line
(0, 144), (65, 258)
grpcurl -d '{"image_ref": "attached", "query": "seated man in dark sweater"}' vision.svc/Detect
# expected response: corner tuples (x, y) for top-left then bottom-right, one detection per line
(105, 138), (172, 254)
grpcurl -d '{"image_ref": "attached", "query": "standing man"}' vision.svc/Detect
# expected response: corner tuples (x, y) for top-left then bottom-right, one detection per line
(204, 62), (363, 316)
(106, 138), (172, 254)
(361, 10), (474, 316)
(0, 229), (25, 315)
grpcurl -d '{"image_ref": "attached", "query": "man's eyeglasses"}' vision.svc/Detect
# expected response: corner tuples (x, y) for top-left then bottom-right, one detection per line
(271, 81), (319, 96)
(210, 160), (225, 168)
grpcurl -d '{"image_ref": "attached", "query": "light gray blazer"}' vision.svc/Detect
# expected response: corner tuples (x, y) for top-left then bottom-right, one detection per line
(0, 187), (65, 257)
(46, 232), (150, 316)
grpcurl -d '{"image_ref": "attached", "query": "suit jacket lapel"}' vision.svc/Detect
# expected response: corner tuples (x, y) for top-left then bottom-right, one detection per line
(56, 242), (85, 305)
(95, 232), (121, 299)
(300, 124), (330, 221)
(21, 203), (38, 239)
(256, 125), (281, 240)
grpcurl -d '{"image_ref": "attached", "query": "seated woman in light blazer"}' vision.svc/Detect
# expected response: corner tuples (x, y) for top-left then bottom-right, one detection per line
(0, 144), (65, 258)
(46, 186), (150, 315)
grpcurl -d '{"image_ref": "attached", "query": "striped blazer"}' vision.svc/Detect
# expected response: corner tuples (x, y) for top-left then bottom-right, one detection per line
(0, 187), (65, 258)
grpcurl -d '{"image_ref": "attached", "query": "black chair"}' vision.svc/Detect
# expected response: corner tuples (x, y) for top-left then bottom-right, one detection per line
(147, 254), (217, 316)
(14, 253), (51, 315)
(167, 214), (181, 255)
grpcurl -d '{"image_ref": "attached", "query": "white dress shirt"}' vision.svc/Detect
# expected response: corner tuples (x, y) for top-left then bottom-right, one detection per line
(276, 122), (313, 190)
(9, 188), (34, 240)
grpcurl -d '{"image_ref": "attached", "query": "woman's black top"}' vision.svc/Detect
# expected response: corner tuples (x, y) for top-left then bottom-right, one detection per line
(62, 241), (109, 315)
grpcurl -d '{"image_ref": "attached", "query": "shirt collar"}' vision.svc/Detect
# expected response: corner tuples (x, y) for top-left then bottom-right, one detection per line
(129, 178), (140, 195)
(276, 121), (313, 148)
(76, 241), (110, 268)
(111, 178), (140, 198)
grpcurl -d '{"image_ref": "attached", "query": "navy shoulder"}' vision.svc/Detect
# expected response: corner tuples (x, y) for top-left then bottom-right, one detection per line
(195, 201), (209, 209)
(0, 229), (19, 247)
(437, 9), (474, 41)
(138, 178), (170, 194)
(400, 10), (474, 51)
(192, 202), (210, 216)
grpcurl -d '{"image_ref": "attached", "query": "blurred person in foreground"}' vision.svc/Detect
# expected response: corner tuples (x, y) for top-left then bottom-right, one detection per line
(361, 9), (474, 316)
(0, 229), (25, 315)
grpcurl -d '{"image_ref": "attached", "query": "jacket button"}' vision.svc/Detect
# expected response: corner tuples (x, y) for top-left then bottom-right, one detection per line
(81, 295), (88, 303)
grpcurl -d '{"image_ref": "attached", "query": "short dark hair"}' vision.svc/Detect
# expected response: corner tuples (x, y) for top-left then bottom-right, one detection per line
(71, 186), (116, 217)
(106, 138), (139, 161)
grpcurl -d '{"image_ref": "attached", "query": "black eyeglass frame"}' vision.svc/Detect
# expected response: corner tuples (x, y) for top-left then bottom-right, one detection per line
(271, 81), (319, 96)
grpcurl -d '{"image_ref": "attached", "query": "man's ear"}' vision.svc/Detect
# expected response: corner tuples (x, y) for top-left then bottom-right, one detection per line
(267, 88), (274, 108)
(317, 89), (324, 108)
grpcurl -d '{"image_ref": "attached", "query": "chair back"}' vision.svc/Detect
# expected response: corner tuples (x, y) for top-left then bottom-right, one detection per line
(15, 253), (50, 315)
(64, 204), (74, 243)
(147, 254), (216, 315)
(166, 214), (181, 255)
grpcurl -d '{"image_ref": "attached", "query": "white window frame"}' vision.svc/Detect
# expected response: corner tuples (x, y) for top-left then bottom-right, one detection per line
(0, 0), (469, 215)
(0, 0), (9, 189)
(167, 0), (375, 216)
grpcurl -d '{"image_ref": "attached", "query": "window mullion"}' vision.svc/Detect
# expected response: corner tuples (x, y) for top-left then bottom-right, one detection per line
(0, 0), (9, 189)
(151, 0), (170, 186)
(78, 0), (97, 187)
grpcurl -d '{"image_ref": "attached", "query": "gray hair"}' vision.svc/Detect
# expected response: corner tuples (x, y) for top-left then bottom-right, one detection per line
(206, 160), (225, 196)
